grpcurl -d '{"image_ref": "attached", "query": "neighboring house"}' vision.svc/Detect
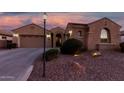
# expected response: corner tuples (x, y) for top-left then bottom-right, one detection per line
(66, 17), (121, 50)
(12, 23), (49, 48)
(0, 30), (13, 40)
(0, 30), (13, 48)
(120, 31), (124, 42)
(120, 31), (124, 36)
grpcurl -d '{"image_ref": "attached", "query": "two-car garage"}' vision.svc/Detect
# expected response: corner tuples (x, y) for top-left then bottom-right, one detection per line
(12, 23), (46, 48)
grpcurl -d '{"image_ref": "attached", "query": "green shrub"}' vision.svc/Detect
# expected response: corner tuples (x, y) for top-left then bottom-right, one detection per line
(42, 48), (59, 61)
(60, 38), (83, 55)
(120, 42), (124, 52)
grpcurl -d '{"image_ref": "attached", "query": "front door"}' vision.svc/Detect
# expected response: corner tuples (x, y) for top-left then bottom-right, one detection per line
(56, 33), (62, 47)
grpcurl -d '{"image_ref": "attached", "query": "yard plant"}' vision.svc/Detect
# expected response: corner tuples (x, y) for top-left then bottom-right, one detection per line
(60, 38), (83, 55)
(43, 48), (59, 61)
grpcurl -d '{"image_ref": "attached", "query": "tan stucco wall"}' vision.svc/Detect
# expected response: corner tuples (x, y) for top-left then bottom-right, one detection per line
(12, 37), (18, 45)
(66, 26), (88, 48)
(88, 18), (121, 50)
(46, 34), (52, 48)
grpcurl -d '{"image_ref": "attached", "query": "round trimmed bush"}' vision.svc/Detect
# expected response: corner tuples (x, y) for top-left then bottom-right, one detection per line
(42, 48), (59, 61)
(120, 42), (124, 52)
(60, 38), (83, 54)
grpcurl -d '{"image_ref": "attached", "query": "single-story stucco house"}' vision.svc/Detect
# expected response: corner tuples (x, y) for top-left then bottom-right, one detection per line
(10, 17), (121, 50)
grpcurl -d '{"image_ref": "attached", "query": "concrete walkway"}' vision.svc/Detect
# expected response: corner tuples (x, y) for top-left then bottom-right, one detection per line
(0, 48), (44, 81)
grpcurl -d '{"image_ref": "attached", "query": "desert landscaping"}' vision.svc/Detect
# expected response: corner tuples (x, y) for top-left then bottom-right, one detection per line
(28, 49), (124, 81)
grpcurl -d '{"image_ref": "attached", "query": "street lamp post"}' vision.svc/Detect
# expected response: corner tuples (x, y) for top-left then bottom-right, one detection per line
(42, 12), (47, 77)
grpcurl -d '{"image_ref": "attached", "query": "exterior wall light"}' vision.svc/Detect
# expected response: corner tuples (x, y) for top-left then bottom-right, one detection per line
(46, 34), (51, 39)
(69, 30), (72, 36)
(13, 34), (19, 37)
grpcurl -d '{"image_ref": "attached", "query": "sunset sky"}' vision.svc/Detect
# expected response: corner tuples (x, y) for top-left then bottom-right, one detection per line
(0, 12), (124, 31)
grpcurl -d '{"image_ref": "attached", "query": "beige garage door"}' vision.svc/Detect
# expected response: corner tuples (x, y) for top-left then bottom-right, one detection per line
(20, 35), (44, 48)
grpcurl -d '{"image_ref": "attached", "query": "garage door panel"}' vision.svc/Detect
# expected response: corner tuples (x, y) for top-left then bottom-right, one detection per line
(20, 36), (44, 48)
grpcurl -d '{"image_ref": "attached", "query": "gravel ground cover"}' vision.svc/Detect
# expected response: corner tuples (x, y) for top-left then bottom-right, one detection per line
(28, 50), (124, 81)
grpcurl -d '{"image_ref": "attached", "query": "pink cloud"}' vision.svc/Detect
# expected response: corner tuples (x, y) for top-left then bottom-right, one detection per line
(31, 17), (41, 24)
(0, 16), (21, 26)
(31, 13), (98, 29)
(0, 16), (30, 30)
(0, 13), (99, 30)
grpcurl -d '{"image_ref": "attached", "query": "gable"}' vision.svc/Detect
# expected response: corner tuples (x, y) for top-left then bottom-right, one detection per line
(88, 17), (121, 28)
(50, 27), (65, 33)
(12, 23), (47, 35)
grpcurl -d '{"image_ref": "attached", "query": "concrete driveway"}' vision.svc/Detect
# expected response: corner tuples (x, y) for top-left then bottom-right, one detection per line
(0, 48), (44, 81)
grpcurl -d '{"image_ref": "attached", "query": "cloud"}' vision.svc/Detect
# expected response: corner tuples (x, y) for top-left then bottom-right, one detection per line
(0, 12), (123, 30)
(47, 13), (98, 29)
(0, 15), (31, 30)
(31, 13), (98, 29)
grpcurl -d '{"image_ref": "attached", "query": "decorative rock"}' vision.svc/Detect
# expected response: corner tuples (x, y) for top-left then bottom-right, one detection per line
(92, 51), (102, 57)
(67, 61), (85, 74)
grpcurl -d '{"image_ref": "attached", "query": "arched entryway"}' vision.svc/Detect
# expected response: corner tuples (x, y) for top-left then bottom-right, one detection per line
(56, 33), (62, 47)
(100, 28), (111, 43)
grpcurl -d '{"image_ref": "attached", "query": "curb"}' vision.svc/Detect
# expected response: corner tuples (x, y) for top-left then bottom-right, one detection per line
(16, 65), (33, 81)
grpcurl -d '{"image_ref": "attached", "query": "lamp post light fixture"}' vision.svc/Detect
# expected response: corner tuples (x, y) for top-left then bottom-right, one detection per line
(42, 12), (47, 77)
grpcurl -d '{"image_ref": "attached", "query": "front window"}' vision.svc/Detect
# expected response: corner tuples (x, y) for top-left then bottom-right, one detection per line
(100, 28), (111, 43)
